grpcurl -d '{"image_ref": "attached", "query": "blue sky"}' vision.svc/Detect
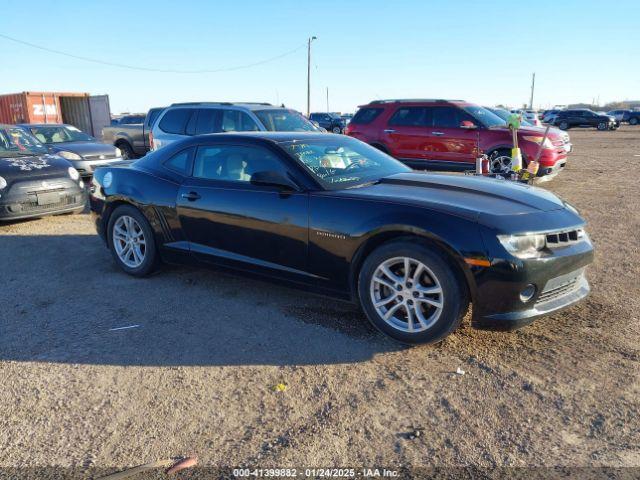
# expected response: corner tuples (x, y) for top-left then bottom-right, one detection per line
(2, 0), (638, 114)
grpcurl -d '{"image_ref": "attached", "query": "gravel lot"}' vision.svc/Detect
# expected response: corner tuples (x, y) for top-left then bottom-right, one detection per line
(1, 127), (639, 478)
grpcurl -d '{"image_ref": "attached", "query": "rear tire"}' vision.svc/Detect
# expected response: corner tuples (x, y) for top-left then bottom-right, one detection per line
(358, 240), (468, 345)
(116, 141), (135, 160)
(107, 205), (158, 277)
(559, 121), (569, 130)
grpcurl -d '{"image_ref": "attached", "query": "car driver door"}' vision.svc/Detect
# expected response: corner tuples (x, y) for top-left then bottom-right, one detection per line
(176, 142), (311, 282)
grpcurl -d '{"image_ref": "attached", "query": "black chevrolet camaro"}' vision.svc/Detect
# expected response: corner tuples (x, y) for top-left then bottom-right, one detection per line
(90, 133), (594, 344)
(0, 125), (86, 221)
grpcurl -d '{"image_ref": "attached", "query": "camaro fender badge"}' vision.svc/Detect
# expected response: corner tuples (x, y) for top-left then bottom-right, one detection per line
(315, 230), (347, 240)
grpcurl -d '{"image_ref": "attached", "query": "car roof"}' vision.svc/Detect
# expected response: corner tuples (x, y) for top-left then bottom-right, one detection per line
(192, 132), (334, 143)
(167, 102), (279, 111)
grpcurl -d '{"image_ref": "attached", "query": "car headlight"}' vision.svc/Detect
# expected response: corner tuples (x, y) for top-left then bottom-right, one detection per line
(498, 233), (546, 259)
(0, 175), (6, 190)
(115, 147), (122, 157)
(523, 136), (554, 149)
(68, 167), (80, 181)
(59, 150), (82, 160)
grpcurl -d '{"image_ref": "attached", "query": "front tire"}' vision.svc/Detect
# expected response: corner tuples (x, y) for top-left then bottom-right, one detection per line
(597, 122), (607, 131)
(107, 205), (158, 277)
(332, 126), (342, 134)
(358, 240), (468, 345)
(558, 121), (569, 130)
(630, 117), (638, 126)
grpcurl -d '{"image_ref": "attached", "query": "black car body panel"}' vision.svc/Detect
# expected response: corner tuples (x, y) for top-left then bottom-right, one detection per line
(553, 110), (616, 130)
(0, 153), (86, 221)
(90, 133), (593, 327)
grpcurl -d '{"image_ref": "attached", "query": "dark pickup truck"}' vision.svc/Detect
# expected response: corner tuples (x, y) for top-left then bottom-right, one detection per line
(102, 107), (164, 158)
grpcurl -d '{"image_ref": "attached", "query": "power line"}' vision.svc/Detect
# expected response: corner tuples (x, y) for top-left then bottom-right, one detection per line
(0, 32), (306, 74)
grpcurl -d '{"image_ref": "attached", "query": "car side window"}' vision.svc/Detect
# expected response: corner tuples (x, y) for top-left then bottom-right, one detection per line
(432, 107), (470, 128)
(388, 107), (431, 127)
(220, 110), (260, 132)
(163, 148), (193, 175)
(192, 144), (287, 183)
(158, 108), (193, 134)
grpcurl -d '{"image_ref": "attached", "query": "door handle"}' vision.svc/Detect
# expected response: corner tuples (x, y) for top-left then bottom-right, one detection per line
(383, 129), (396, 133)
(431, 131), (444, 136)
(181, 191), (201, 201)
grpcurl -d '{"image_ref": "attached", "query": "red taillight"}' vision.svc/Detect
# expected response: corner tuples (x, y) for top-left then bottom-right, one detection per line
(148, 131), (154, 150)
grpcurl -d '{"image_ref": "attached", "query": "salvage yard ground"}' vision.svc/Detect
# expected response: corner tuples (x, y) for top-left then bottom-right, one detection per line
(1, 128), (639, 476)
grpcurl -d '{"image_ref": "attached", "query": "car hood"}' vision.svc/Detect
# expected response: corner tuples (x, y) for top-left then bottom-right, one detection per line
(335, 172), (567, 224)
(48, 141), (117, 157)
(490, 125), (563, 139)
(0, 153), (73, 182)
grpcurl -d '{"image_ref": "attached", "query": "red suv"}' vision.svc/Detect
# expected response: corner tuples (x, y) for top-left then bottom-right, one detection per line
(345, 99), (569, 179)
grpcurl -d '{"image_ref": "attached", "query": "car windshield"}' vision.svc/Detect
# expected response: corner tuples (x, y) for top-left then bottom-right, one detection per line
(488, 108), (533, 126)
(0, 127), (48, 156)
(254, 109), (319, 132)
(28, 125), (94, 144)
(281, 137), (410, 190)
(463, 106), (507, 128)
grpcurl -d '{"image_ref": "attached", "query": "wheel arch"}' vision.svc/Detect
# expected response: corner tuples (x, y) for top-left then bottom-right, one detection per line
(349, 228), (475, 305)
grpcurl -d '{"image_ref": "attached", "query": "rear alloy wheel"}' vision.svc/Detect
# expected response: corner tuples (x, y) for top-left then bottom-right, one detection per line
(597, 122), (607, 131)
(358, 240), (468, 344)
(108, 205), (158, 276)
(559, 121), (569, 130)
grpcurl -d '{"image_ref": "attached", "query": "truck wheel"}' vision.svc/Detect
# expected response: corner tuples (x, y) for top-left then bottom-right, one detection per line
(358, 240), (468, 345)
(116, 142), (135, 160)
(630, 117), (638, 126)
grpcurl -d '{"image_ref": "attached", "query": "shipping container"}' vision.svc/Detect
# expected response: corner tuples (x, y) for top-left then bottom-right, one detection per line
(0, 91), (111, 139)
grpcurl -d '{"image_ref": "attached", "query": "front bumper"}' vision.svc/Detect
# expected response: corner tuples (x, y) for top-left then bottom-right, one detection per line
(0, 177), (86, 221)
(473, 230), (594, 329)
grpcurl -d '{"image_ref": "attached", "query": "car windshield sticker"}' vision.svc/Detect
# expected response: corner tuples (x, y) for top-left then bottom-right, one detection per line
(2, 156), (52, 171)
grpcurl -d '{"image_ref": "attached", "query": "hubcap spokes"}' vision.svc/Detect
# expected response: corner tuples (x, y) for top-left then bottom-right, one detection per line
(370, 257), (443, 333)
(491, 155), (512, 174)
(113, 215), (146, 268)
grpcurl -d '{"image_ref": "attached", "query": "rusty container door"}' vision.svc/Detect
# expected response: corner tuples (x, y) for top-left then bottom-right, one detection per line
(23, 92), (63, 123)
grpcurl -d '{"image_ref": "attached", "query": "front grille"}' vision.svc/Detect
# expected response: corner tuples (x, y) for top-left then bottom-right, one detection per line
(546, 228), (584, 248)
(536, 276), (581, 305)
(7, 194), (82, 214)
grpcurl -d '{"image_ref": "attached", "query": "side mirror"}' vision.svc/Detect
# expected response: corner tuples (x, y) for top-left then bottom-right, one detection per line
(251, 171), (299, 191)
(460, 120), (477, 129)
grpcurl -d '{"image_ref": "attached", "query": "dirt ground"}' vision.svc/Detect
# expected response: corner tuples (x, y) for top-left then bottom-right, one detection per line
(1, 127), (639, 479)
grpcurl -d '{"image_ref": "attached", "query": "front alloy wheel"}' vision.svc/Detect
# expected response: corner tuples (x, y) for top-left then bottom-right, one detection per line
(358, 240), (468, 344)
(332, 126), (342, 134)
(489, 150), (513, 174)
(370, 257), (443, 333)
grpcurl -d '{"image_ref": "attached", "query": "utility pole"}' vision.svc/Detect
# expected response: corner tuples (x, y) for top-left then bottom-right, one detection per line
(307, 36), (317, 117)
(529, 72), (535, 110)
(326, 87), (329, 112)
